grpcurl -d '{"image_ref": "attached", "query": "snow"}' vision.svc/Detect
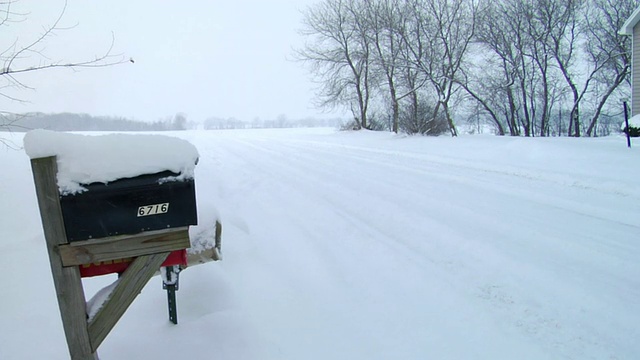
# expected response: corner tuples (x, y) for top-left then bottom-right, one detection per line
(1, 128), (639, 359)
(86, 279), (120, 322)
(23, 129), (199, 194)
(188, 221), (220, 256)
(160, 266), (181, 286)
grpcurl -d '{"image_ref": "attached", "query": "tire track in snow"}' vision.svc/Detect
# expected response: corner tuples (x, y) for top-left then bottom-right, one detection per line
(273, 138), (640, 229)
(282, 138), (640, 200)
(195, 136), (502, 359)
(220, 134), (637, 360)
(184, 131), (638, 359)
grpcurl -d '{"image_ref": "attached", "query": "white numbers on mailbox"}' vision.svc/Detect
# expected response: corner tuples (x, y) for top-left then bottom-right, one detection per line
(137, 203), (170, 217)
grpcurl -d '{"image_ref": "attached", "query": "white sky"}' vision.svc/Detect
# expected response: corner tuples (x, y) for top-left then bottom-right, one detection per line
(1, 0), (345, 122)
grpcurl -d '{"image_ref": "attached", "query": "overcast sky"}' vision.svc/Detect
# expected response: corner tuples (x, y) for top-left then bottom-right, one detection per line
(2, 0), (345, 123)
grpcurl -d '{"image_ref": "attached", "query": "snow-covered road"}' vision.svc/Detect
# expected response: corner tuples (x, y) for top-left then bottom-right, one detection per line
(1, 128), (638, 359)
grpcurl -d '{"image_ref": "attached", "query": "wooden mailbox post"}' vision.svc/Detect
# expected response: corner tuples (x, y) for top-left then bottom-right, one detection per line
(31, 156), (194, 359)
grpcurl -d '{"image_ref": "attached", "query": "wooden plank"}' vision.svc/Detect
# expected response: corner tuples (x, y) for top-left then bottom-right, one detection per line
(59, 227), (190, 266)
(88, 252), (170, 352)
(214, 220), (222, 261)
(31, 157), (98, 360)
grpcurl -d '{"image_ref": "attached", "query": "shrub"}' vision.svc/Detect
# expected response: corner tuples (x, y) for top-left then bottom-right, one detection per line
(622, 126), (640, 137)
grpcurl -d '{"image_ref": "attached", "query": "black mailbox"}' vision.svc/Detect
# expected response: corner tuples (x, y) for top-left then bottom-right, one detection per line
(59, 170), (197, 242)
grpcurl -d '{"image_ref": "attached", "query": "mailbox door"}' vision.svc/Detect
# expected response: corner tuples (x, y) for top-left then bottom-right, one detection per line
(60, 171), (197, 242)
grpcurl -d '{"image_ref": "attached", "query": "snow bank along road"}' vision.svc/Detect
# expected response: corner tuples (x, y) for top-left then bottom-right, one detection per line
(0, 128), (638, 359)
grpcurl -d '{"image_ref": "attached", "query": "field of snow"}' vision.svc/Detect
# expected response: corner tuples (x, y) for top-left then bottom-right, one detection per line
(0, 128), (638, 359)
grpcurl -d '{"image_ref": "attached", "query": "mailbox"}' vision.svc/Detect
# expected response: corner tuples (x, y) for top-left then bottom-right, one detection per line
(59, 170), (197, 242)
(27, 130), (203, 335)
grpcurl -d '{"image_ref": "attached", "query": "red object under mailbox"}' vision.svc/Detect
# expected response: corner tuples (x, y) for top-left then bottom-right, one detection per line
(79, 250), (187, 278)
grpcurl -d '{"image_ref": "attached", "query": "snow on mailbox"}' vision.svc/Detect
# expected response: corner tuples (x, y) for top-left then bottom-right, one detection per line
(24, 130), (199, 225)
(25, 130), (203, 358)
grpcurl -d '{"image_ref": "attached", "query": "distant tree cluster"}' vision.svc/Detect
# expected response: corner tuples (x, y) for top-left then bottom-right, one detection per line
(297, 0), (636, 136)
(0, 112), (343, 133)
(203, 115), (342, 130)
(1, 113), (188, 132)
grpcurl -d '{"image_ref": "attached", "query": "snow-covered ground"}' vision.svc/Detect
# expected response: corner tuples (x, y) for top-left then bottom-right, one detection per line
(0, 128), (638, 359)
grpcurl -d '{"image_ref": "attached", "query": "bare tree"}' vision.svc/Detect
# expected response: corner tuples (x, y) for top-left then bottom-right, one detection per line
(366, 0), (431, 133)
(171, 113), (188, 130)
(584, 0), (635, 136)
(296, 0), (634, 138)
(0, 0), (128, 136)
(524, 0), (564, 137)
(466, 0), (631, 138)
(365, 0), (403, 133)
(401, 0), (478, 136)
(538, 0), (635, 137)
(297, 0), (376, 129)
(461, 0), (529, 136)
(535, 0), (586, 137)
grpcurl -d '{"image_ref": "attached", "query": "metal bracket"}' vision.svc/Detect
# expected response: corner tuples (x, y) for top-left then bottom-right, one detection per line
(161, 265), (181, 324)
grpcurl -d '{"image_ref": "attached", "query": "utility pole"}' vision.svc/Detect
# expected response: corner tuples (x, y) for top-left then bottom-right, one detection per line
(623, 99), (631, 148)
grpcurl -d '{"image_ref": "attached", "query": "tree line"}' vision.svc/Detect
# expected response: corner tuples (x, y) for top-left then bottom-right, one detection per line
(0, 112), (344, 133)
(203, 115), (341, 130)
(296, 0), (636, 136)
(1, 113), (188, 132)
